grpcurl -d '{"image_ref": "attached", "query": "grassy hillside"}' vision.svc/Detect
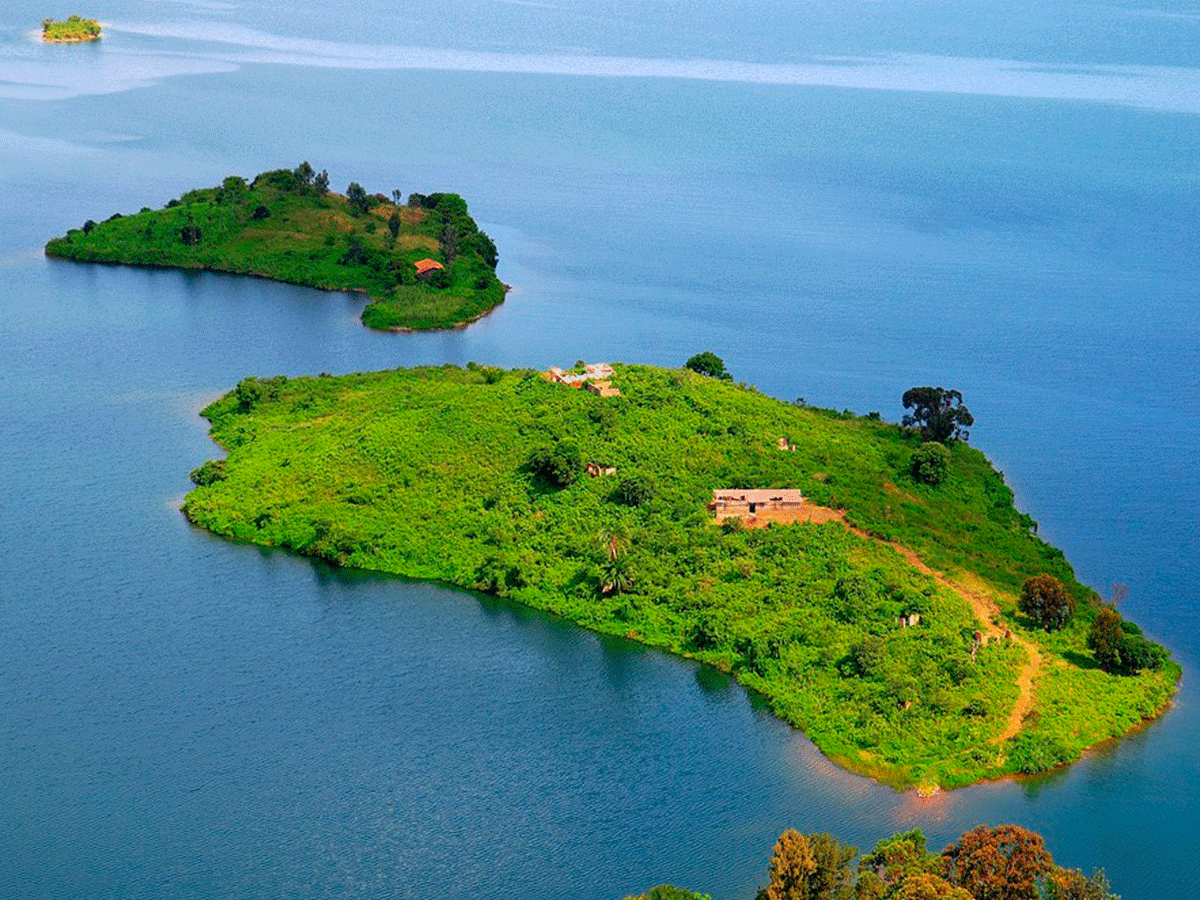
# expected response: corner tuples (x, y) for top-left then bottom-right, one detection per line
(44, 165), (505, 330)
(182, 364), (1177, 790)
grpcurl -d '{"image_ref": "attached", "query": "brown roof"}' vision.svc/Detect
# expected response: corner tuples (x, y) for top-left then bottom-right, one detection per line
(414, 258), (445, 275)
(712, 489), (804, 505)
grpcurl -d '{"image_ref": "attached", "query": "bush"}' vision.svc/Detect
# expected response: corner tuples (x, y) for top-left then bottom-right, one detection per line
(528, 442), (581, 487)
(910, 442), (950, 486)
(252, 205), (270, 220)
(189, 459), (228, 486)
(614, 475), (652, 507)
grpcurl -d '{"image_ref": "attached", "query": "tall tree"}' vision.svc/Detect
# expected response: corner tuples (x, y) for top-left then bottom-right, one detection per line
(685, 351), (731, 381)
(346, 182), (369, 214)
(314, 169), (330, 196)
(901, 387), (974, 444)
(294, 160), (314, 187)
(1087, 606), (1125, 672)
(942, 825), (1052, 900)
(762, 829), (817, 900)
(1019, 575), (1076, 631)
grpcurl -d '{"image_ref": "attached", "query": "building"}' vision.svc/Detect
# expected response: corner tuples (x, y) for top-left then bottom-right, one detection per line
(414, 258), (445, 278)
(543, 362), (616, 388)
(710, 489), (804, 517)
(586, 379), (621, 398)
(586, 462), (617, 477)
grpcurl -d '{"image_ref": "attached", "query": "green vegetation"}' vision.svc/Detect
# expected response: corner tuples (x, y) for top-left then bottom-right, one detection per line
(630, 823), (1119, 900)
(44, 164), (505, 331)
(1019, 574), (1075, 632)
(41, 16), (101, 42)
(182, 363), (1177, 789)
(685, 351), (732, 381)
(901, 387), (974, 444)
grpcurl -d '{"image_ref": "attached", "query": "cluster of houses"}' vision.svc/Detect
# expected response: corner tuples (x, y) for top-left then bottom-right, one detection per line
(543, 362), (621, 397)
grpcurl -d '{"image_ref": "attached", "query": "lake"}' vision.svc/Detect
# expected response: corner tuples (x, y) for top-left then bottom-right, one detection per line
(1, 1), (1198, 897)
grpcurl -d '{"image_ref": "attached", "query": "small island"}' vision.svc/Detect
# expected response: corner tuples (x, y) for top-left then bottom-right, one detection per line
(42, 16), (101, 42)
(182, 361), (1177, 790)
(44, 163), (506, 331)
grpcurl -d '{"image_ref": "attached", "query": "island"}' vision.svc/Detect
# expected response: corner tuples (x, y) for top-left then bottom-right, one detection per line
(44, 163), (506, 331)
(182, 361), (1177, 791)
(41, 16), (101, 42)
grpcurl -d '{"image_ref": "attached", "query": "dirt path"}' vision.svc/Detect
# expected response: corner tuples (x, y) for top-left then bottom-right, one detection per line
(776, 504), (1042, 743)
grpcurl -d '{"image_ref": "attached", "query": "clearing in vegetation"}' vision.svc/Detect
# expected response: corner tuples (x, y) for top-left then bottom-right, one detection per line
(44, 164), (505, 331)
(182, 363), (1177, 790)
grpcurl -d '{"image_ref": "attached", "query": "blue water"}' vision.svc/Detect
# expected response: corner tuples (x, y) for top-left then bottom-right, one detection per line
(1, 2), (1198, 897)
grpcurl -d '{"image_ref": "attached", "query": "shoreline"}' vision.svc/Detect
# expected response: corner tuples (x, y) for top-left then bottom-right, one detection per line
(44, 250), (505, 332)
(181, 504), (1180, 793)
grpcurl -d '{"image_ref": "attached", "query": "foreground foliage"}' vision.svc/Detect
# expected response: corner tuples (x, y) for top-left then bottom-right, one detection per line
(44, 164), (505, 330)
(629, 823), (1118, 900)
(42, 16), (101, 41)
(183, 364), (1177, 789)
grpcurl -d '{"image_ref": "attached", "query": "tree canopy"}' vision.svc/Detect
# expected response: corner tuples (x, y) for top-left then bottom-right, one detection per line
(902, 387), (974, 444)
(1019, 575), (1076, 631)
(685, 351), (731, 380)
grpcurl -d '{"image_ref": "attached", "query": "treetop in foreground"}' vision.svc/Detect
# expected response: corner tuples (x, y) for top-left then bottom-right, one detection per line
(183, 364), (1176, 790)
(44, 163), (505, 331)
(629, 823), (1119, 900)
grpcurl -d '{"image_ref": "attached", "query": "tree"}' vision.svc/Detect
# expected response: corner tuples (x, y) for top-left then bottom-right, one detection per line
(892, 873), (974, 900)
(1087, 606), (1125, 672)
(1019, 575), (1076, 631)
(314, 169), (330, 196)
(440, 224), (460, 262)
(624, 887), (710, 900)
(528, 441), (581, 487)
(761, 829), (817, 900)
(685, 351), (731, 380)
(1047, 868), (1119, 900)
(180, 221), (202, 246)
(910, 442), (950, 486)
(294, 160), (314, 186)
(82, 219), (96, 234)
(806, 833), (857, 900)
(252, 205), (270, 220)
(392, 189), (404, 204)
(599, 552), (635, 595)
(387, 211), (402, 238)
(942, 825), (1052, 900)
(346, 181), (369, 214)
(901, 387), (974, 444)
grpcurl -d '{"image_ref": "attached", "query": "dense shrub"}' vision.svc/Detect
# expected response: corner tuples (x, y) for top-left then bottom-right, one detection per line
(910, 442), (951, 486)
(189, 459), (227, 486)
(528, 441), (581, 487)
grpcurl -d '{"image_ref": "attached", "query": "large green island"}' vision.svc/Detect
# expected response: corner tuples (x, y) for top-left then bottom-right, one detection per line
(41, 16), (101, 42)
(45, 164), (505, 331)
(182, 362), (1177, 790)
